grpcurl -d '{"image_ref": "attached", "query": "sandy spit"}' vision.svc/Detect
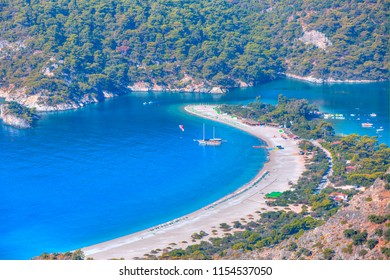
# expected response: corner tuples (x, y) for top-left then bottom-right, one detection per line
(82, 105), (305, 259)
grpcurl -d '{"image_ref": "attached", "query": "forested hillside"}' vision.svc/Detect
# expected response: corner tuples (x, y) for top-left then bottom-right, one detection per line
(0, 0), (388, 113)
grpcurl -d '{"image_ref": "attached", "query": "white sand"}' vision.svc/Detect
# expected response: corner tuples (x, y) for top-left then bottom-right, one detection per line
(82, 105), (306, 259)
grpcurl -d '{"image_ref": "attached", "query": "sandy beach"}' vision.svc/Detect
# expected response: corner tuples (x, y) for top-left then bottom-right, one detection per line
(83, 105), (306, 260)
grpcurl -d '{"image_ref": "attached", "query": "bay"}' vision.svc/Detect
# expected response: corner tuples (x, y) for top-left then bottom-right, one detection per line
(0, 79), (388, 259)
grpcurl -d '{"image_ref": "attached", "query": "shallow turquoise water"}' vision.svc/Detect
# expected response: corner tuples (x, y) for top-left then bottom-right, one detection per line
(0, 79), (388, 259)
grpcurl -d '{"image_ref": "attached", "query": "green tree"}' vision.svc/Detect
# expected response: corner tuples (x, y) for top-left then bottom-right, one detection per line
(322, 248), (335, 260)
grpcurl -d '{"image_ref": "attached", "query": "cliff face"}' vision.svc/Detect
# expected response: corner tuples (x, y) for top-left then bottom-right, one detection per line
(126, 69), (254, 94)
(128, 81), (228, 94)
(127, 75), (231, 94)
(245, 179), (390, 260)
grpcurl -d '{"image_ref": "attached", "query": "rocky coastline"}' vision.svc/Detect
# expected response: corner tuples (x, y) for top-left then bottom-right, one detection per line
(0, 85), (110, 112)
(0, 103), (36, 129)
(0, 73), (385, 129)
(0, 76), (233, 128)
(285, 73), (384, 84)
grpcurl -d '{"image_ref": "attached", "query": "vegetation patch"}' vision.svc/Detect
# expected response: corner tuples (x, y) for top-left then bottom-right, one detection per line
(0, 0), (387, 109)
(265, 192), (282, 199)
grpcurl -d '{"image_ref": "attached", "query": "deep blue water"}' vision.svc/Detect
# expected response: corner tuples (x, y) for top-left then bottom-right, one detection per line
(0, 79), (389, 259)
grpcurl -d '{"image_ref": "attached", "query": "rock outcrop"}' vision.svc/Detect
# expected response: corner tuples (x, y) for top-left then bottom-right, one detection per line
(0, 40), (25, 59)
(299, 30), (332, 50)
(0, 85), (107, 112)
(0, 103), (32, 129)
(127, 75), (228, 94)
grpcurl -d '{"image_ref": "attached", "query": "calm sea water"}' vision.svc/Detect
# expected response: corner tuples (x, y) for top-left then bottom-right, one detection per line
(0, 79), (388, 259)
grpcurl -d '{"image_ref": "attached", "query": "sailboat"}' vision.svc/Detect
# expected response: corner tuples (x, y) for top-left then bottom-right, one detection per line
(210, 127), (222, 142)
(196, 124), (222, 146)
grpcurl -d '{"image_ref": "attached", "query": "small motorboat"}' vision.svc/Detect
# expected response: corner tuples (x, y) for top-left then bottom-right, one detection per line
(362, 122), (373, 128)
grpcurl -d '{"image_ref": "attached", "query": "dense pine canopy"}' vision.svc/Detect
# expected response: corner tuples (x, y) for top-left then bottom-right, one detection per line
(0, 0), (388, 104)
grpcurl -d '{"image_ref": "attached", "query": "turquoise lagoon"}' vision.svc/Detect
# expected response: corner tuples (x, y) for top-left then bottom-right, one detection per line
(0, 79), (388, 259)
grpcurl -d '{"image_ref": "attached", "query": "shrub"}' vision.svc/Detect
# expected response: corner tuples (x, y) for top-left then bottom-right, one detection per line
(233, 221), (242, 228)
(367, 239), (379, 250)
(232, 242), (246, 251)
(247, 233), (260, 244)
(71, 250), (84, 260)
(288, 242), (298, 252)
(191, 233), (202, 240)
(342, 243), (353, 254)
(189, 250), (206, 260)
(368, 215), (387, 224)
(385, 228), (390, 242)
(344, 229), (358, 238)
(296, 248), (312, 258)
(352, 230), (368, 245)
(322, 248), (335, 260)
(219, 223), (231, 231)
(313, 242), (324, 249)
(358, 249), (368, 257)
(380, 247), (390, 258)
(375, 228), (383, 237)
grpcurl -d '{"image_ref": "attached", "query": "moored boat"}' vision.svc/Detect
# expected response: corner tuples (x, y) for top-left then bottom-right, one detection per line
(196, 124), (222, 146)
(361, 122), (373, 128)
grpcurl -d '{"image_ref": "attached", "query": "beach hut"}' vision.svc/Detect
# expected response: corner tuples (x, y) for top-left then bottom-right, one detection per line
(267, 123), (280, 128)
(242, 119), (260, 126)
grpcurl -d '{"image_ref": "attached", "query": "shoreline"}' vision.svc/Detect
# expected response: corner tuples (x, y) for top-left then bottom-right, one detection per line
(285, 73), (385, 84)
(82, 105), (306, 260)
(2, 77), (386, 129)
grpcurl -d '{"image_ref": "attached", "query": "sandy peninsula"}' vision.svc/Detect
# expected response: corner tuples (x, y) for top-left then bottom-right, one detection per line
(82, 105), (306, 260)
